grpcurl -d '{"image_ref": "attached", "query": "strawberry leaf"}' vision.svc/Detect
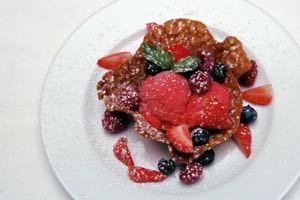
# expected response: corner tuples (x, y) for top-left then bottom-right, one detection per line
(172, 56), (201, 73)
(142, 42), (174, 69)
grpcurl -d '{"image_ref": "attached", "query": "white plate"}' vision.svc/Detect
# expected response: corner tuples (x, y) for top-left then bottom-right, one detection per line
(41, 0), (300, 199)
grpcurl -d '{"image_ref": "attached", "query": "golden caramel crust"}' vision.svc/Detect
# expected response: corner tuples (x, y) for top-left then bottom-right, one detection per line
(97, 18), (248, 164)
(216, 36), (252, 78)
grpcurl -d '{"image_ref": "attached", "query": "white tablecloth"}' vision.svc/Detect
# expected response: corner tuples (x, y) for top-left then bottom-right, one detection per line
(1, 0), (299, 199)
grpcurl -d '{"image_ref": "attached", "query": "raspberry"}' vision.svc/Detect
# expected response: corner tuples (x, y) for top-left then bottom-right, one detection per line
(118, 86), (139, 110)
(239, 60), (258, 87)
(179, 162), (203, 184)
(189, 71), (212, 94)
(146, 22), (159, 32)
(195, 49), (214, 74)
(102, 110), (128, 133)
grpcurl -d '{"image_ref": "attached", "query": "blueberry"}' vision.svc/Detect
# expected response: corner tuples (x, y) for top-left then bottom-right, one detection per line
(241, 105), (258, 124)
(195, 149), (215, 166)
(191, 127), (210, 146)
(213, 63), (228, 83)
(158, 158), (176, 175)
(145, 61), (162, 75)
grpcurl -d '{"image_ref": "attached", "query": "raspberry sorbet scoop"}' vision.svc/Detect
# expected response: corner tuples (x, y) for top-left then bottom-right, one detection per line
(139, 71), (191, 129)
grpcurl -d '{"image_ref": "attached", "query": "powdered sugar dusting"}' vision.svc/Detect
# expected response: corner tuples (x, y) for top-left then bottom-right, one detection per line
(179, 163), (203, 184)
(113, 137), (135, 166)
(97, 19), (245, 164)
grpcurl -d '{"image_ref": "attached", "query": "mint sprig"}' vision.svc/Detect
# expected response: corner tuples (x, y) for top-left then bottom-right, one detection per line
(142, 42), (173, 69)
(142, 42), (202, 73)
(172, 56), (201, 73)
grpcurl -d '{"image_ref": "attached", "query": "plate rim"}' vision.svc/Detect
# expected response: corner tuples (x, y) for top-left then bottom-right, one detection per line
(40, 0), (300, 199)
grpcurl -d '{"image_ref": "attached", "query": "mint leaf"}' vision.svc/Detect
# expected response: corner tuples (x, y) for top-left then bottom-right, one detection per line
(172, 56), (201, 73)
(142, 42), (173, 69)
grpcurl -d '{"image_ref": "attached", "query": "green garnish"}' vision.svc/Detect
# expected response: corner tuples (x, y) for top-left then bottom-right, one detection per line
(172, 56), (202, 73)
(142, 42), (174, 69)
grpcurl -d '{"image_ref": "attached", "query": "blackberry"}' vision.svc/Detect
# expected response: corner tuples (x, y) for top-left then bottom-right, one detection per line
(195, 149), (215, 166)
(157, 158), (176, 175)
(191, 127), (210, 146)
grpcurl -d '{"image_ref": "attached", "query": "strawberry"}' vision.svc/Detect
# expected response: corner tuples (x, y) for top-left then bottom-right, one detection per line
(97, 52), (132, 70)
(233, 124), (251, 158)
(242, 84), (272, 105)
(146, 22), (159, 32)
(113, 137), (134, 167)
(113, 138), (167, 183)
(239, 60), (258, 87)
(166, 124), (194, 153)
(128, 165), (167, 183)
(165, 44), (190, 62)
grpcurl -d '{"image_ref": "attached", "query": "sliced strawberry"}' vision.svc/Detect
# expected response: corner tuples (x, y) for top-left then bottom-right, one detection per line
(166, 124), (194, 153)
(97, 52), (132, 70)
(233, 124), (251, 158)
(165, 44), (190, 62)
(128, 165), (167, 183)
(146, 22), (159, 32)
(242, 84), (272, 105)
(113, 137), (134, 167)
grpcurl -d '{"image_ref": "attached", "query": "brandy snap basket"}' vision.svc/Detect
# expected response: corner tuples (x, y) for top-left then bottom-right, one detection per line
(97, 18), (251, 164)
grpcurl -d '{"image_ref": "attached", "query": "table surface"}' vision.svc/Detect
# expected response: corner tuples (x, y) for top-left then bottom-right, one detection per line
(0, 0), (299, 199)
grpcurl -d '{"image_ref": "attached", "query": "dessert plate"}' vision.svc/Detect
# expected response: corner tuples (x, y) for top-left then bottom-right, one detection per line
(40, 0), (300, 199)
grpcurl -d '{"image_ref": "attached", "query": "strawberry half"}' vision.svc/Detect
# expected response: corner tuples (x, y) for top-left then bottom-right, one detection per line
(165, 44), (190, 62)
(113, 137), (134, 167)
(97, 52), (132, 70)
(128, 165), (167, 183)
(233, 124), (251, 158)
(242, 84), (272, 105)
(146, 22), (159, 32)
(166, 124), (194, 153)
